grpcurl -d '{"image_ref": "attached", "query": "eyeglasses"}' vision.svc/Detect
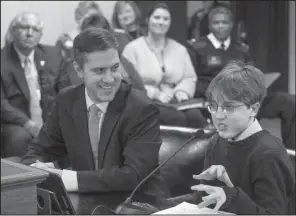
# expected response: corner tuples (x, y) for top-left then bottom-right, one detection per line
(207, 101), (246, 114)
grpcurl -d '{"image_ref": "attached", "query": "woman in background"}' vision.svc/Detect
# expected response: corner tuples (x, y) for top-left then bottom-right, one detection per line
(111, 1), (144, 40)
(55, 1), (102, 62)
(122, 2), (207, 128)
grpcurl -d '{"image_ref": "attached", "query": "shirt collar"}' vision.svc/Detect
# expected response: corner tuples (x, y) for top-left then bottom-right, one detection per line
(229, 118), (262, 142)
(13, 44), (35, 66)
(207, 33), (231, 50)
(85, 88), (109, 113)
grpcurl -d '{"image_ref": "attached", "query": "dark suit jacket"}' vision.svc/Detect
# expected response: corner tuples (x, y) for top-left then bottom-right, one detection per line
(1, 43), (70, 125)
(21, 82), (168, 196)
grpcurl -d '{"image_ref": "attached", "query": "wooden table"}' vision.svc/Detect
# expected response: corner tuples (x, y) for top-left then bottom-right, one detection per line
(1, 159), (48, 214)
(3, 157), (165, 215)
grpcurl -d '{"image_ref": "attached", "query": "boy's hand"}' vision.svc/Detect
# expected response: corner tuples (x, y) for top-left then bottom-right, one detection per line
(191, 184), (226, 211)
(193, 165), (234, 188)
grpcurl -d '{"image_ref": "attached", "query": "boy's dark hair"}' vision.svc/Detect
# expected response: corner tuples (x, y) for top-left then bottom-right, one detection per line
(206, 61), (267, 107)
(73, 28), (119, 68)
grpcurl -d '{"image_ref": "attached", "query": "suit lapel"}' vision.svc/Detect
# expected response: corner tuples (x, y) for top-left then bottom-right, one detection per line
(34, 46), (46, 80)
(98, 82), (130, 167)
(6, 44), (30, 101)
(71, 86), (96, 170)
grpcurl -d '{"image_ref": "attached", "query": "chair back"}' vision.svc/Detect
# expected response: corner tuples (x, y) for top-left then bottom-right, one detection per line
(287, 149), (295, 215)
(159, 125), (215, 196)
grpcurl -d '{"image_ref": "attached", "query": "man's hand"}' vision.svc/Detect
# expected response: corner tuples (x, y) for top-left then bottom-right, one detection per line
(44, 168), (63, 177)
(175, 91), (189, 102)
(24, 120), (42, 137)
(30, 160), (55, 169)
(191, 184), (226, 211)
(193, 165), (234, 188)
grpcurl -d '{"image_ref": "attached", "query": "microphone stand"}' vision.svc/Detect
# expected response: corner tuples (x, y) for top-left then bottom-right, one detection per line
(115, 129), (205, 215)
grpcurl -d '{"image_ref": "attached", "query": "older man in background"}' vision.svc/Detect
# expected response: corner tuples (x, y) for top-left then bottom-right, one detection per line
(1, 12), (69, 157)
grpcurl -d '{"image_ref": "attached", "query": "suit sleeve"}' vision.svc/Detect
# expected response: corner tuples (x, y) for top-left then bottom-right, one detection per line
(76, 104), (162, 193)
(21, 94), (68, 167)
(0, 83), (30, 125)
(221, 152), (295, 214)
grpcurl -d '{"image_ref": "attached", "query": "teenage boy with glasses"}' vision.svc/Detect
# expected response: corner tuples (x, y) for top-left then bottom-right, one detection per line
(190, 61), (295, 214)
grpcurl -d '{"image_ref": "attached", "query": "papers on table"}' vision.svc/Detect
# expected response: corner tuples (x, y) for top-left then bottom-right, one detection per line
(153, 202), (234, 214)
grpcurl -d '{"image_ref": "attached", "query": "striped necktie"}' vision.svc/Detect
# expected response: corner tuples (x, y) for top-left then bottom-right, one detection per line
(24, 57), (43, 126)
(88, 104), (102, 170)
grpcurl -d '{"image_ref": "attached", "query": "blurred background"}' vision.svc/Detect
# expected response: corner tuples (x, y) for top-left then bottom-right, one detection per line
(1, 1), (295, 94)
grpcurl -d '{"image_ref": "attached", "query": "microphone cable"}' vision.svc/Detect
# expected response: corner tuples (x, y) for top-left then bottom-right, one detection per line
(91, 205), (115, 215)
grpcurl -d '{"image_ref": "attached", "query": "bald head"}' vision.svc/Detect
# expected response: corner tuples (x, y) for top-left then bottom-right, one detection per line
(10, 12), (44, 54)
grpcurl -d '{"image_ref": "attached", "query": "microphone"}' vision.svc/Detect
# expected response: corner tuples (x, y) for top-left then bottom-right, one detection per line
(115, 129), (205, 215)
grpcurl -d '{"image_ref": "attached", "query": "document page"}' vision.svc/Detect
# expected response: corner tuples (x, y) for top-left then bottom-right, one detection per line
(153, 202), (233, 214)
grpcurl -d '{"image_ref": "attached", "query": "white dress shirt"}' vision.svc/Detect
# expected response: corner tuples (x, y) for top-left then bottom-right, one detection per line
(31, 88), (109, 192)
(207, 33), (231, 50)
(61, 88), (109, 192)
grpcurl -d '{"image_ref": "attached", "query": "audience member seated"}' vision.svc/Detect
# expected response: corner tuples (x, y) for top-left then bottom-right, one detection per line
(190, 1), (231, 39)
(55, 1), (103, 62)
(111, 1), (145, 41)
(182, 61), (295, 214)
(21, 28), (169, 199)
(186, 4), (295, 150)
(122, 2), (207, 128)
(1, 12), (70, 157)
(82, 13), (132, 55)
(59, 14), (145, 92)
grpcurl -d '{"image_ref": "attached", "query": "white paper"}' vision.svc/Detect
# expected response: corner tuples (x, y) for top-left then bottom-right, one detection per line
(153, 202), (233, 214)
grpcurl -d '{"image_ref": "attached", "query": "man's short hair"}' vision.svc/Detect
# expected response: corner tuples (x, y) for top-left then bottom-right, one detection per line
(5, 12), (44, 45)
(208, 4), (233, 22)
(73, 28), (119, 68)
(7, 12), (44, 37)
(206, 61), (267, 107)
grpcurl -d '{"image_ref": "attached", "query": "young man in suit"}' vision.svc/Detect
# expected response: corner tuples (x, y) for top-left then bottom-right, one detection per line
(21, 28), (168, 198)
(1, 12), (69, 157)
(186, 5), (295, 150)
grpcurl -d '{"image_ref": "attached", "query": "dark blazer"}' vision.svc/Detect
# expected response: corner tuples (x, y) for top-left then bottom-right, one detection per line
(21, 82), (167, 196)
(1, 43), (70, 125)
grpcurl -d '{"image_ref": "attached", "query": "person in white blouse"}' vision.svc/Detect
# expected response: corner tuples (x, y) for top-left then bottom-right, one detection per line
(122, 2), (207, 127)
